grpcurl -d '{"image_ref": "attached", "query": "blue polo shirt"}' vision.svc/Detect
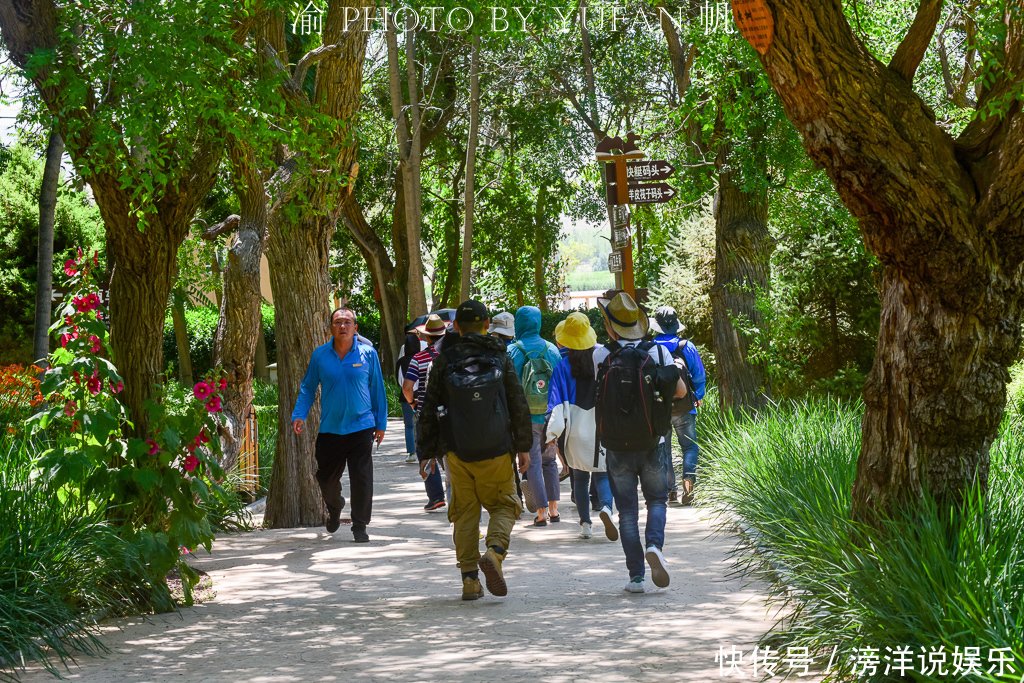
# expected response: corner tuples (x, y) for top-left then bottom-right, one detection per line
(291, 340), (388, 435)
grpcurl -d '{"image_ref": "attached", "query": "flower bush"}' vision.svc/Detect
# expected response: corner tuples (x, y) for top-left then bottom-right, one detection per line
(28, 249), (233, 605)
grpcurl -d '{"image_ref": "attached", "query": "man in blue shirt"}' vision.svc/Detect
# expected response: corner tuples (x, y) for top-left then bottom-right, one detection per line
(652, 306), (706, 505)
(509, 306), (563, 525)
(292, 308), (388, 542)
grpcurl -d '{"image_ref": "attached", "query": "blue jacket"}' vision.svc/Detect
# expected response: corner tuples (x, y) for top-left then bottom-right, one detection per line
(654, 334), (706, 415)
(508, 306), (562, 425)
(292, 340), (388, 435)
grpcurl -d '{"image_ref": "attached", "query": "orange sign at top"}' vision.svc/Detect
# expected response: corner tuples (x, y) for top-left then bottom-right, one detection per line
(732, 0), (774, 55)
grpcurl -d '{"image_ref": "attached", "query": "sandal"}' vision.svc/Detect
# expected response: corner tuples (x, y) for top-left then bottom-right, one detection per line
(531, 517), (548, 527)
(549, 514), (561, 523)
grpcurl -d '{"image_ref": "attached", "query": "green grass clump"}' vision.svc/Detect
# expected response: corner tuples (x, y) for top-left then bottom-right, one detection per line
(0, 436), (162, 681)
(699, 398), (1024, 682)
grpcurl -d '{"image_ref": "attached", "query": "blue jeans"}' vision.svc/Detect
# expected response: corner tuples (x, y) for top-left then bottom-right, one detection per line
(415, 420), (445, 503)
(572, 470), (612, 525)
(400, 400), (416, 454)
(606, 447), (669, 579)
(668, 412), (699, 490)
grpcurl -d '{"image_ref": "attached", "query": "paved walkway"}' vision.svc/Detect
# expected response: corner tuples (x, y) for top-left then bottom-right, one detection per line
(22, 422), (778, 682)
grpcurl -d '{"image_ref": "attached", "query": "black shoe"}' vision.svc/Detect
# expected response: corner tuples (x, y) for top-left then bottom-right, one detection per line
(424, 499), (446, 511)
(352, 529), (369, 543)
(326, 509), (341, 534)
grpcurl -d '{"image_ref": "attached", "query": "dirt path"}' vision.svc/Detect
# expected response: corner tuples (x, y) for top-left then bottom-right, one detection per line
(22, 421), (778, 682)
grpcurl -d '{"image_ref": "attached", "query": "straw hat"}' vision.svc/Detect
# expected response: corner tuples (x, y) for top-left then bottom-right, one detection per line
(556, 312), (597, 350)
(415, 313), (446, 337)
(597, 292), (649, 340)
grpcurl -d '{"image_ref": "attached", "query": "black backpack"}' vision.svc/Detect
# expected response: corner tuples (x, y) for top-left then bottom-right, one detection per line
(668, 340), (697, 414)
(441, 347), (512, 461)
(595, 341), (677, 452)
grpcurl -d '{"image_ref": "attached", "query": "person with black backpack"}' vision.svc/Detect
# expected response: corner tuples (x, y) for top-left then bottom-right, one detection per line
(594, 292), (687, 594)
(652, 306), (706, 505)
(417, 300), (533, 601)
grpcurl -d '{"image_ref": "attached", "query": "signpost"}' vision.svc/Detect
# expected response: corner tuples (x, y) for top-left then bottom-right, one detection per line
(597, 135), (678, 298)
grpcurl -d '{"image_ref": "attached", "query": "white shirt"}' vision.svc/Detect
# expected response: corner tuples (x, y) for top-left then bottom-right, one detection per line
(593, 339), (671, 444)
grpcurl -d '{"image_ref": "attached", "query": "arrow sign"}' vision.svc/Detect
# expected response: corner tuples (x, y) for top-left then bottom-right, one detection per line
(625, 160), (675, 182)
(627, 182), (677, 205)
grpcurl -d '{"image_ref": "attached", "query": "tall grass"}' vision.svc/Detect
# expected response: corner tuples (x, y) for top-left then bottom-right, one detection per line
(699, 398), (1024, 682)
(0, 436), (163, 681)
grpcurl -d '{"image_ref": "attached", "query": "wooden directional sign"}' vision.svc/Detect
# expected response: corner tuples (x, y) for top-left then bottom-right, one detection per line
(607, 252), (624, 273)
(625, 160), (675, 182)
(627, 182), (677, 205)
(612, 226), (631, 250)
(610, 204), (630, 229)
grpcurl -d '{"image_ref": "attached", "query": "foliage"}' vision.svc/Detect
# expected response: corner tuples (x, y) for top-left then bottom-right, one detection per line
(0, 143), (104, 364)
(28, 252), (233, 606)
(163, 303), (277, 377)
(253, 380), (279, 497)
(699, 398), (1024, 682)
(566, 270), (615, 292)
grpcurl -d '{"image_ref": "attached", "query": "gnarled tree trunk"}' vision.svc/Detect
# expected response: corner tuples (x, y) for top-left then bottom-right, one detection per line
(710, 141), (772, 414)
(33, 127), (62, 368)
(756, 0), (1024, 520)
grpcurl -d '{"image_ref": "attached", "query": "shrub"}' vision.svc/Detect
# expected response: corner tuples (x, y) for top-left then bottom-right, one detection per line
(699, 399), (1024, 682)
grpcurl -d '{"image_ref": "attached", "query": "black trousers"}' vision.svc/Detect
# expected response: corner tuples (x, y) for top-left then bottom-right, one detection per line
(315, 428), (375, 532)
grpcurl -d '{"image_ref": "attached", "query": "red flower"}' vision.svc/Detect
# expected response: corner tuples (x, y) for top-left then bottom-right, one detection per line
(96, 312), (103, 320)
(86, 374), (101, 395)
(193, 381), (212, 400)
(71, 420), (79, 431)
(146, 439), (160, 455)
(72, 370), (80, 384)
(89, 335), (101, 353)
(65, 315), (74, 326)
(60, 334), (70, 348)
(64, 401), (75, 417)
(218, 378), (227, 390)
(205, 395), (222, 413)
(73, 296), (90, 313)
(197, 429), (211, 444)
(93, 251), (98, 267)
(109, 380), (123, 393)
(76, 247), (83, 259)
(183, 454), (199, 472)
(85, 293), (100, 311)
(64, 259), (78, 276)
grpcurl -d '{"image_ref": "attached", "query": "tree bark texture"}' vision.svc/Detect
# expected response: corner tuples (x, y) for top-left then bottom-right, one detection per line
(33, 127), (62, 368)
(710, 147), (772, 415)
(387, 22), (428, 317)
(209, 138), (268, 474)
(533, 183), (549, 312)
(264, 0), (372, 528)
(459, 35), (480, 303)
(170, 287), (194, 388)
(756, 0), (1024, 519)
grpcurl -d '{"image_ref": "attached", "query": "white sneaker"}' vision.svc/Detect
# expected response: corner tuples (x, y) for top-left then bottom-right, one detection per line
(599, 506), (618, 541)
(579, 522), (593, 539)
(624, 576), (645, 593)
(405, 453), (417, 463)
(645, 546), (670, 588)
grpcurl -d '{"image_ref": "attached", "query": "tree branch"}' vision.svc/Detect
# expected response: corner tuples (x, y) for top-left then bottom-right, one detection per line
(292, 42), (343, 92)
(889, 0), (945, 83)
(200, 214), (241, 240)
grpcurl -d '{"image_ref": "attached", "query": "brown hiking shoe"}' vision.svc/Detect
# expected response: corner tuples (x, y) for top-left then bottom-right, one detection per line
(462, 577), (484, 600)
(479, 548), (507, 597)
(680, 478), (695, 506)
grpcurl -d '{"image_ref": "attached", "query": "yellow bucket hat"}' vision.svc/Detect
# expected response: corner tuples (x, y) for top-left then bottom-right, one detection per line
(556, 312), (597, 350)
(597, 291), (649, 340)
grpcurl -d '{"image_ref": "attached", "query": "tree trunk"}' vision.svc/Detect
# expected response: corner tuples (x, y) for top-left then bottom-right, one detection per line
(459, 35), (480, 302)
(170, 287), (194, 387)
(210, 138), (267, 474)
(263, 0), (372, 528)
(387, 20), (428, 317)
(533, 184), (549, 312)
(32, 127), (62, 368)
(254, 321), (270, 382)
(710, 141), (771, 415)
(754, 0), (1024, 520)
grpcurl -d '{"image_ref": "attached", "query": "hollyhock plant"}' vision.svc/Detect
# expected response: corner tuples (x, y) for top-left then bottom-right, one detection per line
(193, 381), (212, 401)
(182, 454), (199, 472)
(64, 259), (77, 276)
(90, 335), (102, 353)
(205, 395), (222, 413)
(218, 378), (226, 390)
(146, 439), (160, 455)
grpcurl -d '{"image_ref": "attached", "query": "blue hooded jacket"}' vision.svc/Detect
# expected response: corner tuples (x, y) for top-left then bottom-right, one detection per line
(654, 334), (707, 414)
(508, 306), (562, 425)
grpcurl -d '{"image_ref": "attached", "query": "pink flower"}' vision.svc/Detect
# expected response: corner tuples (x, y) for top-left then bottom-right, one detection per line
(86, 374), (101, 395)
(183, 454), (199, 472)
(193, 381), (212, 400)
(218, 378), (226, 390)
(146, 439), (160, 455)
(76, 247), (83, 259)
(60, 334), (71, 348)
(73, 296), (90, 313)
(197, 430), (211, 444)
(85, 293), (100, 311)
(89, 335), (101, 353)
(205, 395), (222, 413)
(64, 401), (75, 417)
(109, 380), (123, 393)
(64, 259), (78, 276)
(96, 312), (103, 320)
(93, 251), (98, 267)
(65, 315), (74, 326)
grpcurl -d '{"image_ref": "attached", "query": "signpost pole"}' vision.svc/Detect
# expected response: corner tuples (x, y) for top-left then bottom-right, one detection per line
(614, 160), (635, 298)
